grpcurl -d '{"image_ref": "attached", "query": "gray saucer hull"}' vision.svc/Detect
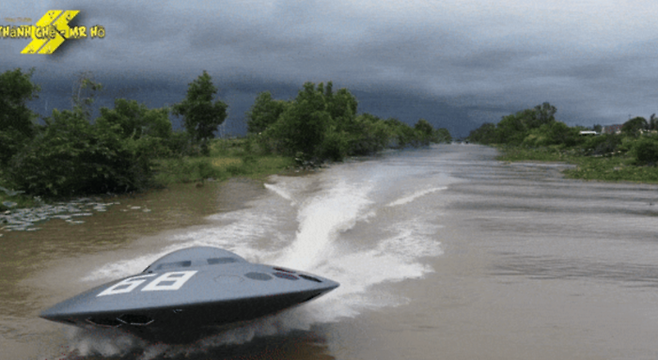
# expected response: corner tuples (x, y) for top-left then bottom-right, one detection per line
(40, 247), (339, 343)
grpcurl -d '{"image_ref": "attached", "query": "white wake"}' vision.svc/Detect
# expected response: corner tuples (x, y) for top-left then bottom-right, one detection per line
(73, 161), (447, 358)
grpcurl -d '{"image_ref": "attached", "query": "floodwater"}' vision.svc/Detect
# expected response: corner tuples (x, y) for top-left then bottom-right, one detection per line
(2, 144), (658, 360)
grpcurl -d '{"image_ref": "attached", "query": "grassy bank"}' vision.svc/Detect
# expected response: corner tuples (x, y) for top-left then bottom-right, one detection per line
(152, 138), (295, 187)
(153, 154), (294, 187)
(497, 146), (658, 183)
(0, 138), (295, 211)
(0, 176), (43, 210)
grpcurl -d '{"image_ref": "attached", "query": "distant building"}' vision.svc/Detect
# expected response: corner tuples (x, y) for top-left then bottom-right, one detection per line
(579, 130), (598, 136)
(602, 124), (623, 134)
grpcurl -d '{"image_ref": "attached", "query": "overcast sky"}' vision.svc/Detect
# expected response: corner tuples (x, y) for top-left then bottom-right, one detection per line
(2, 0), (657, 136)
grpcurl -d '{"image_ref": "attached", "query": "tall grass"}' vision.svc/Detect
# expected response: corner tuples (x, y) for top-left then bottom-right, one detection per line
(152, 138), (294, 187)
(0, 168), (42, 211)
(497, 146), (658, 183)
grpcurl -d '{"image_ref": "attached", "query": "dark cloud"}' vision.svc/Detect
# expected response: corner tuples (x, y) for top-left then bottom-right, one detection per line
(3, 0), (658, 137)
(450, 49), (533, 70)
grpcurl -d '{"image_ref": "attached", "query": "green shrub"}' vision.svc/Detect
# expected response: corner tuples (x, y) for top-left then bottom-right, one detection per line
(522, 121), (582, 148)
(6, 106), (161, 197)
(225, 163), (247, 176)
(468, 122), (496, 144)
(632, 137), (658, 165)
(621, 117), (648, 137)
(583, 134), (623, 156)
(0, 68), (40, 166)
(319, 130), (349, 161)
(246, 91), (289, 134)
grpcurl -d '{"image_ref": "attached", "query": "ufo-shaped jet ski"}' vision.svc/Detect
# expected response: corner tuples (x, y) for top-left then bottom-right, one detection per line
(40, 246), (339, 343)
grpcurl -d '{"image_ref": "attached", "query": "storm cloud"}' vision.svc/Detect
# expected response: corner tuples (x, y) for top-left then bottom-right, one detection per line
(2, 0), (657, 136)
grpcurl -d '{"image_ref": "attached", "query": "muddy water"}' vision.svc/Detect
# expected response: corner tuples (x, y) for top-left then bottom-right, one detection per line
(1, 180), (265, 359)
(3, 145), (658, 360)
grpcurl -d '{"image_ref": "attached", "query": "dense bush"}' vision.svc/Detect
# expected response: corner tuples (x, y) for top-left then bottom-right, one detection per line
(414, 119), (435, 146)
(255, 82), (451, 162)
(467, 103), (658, 174)
(435, 127), (452, 143)
(468, 102), (557, 145)
(345, 113), (390, 155)
(1, 70), (455, 198)
(97, 98), (174, 157)
(246, 91), (289, 134)
(632, 137), (658, 165)
(522, 121), (582, 147)
(265, 83), (331, 159)
(621, 117), (648, 137)
(468, 122), (496, 144)
(582, 134), (623, 156)
(0, 68), (40, 166)
(383, 118), (417, 148)
(7, 107), (150, 197)
(3, 80), (181, 197)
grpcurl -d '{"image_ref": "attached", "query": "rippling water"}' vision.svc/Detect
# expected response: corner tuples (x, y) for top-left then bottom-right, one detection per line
(2, 144), (658, 359)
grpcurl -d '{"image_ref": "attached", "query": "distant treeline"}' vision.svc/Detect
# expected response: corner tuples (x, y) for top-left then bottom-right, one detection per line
(0, 68), (451, 198)
(467, 102), (658, 166)
(245, 82), (452, 163)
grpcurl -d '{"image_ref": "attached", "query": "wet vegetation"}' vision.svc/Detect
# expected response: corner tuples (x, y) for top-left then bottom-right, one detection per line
(0, 68), (451, 211)
(468, 103), (658, 183)
(246, 82), (452, 163)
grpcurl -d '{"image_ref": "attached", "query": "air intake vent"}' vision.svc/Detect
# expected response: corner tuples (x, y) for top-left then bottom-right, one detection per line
(86, 317), (122, 327)
(118, 314), (154, 326)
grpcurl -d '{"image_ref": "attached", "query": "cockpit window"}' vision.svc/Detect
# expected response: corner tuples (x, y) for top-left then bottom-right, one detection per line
(156, 261), (192, 270)
(207, 257), (238, 265)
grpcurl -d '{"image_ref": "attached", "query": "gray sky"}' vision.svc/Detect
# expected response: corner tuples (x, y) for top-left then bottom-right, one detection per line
(2, 0), (657, 136)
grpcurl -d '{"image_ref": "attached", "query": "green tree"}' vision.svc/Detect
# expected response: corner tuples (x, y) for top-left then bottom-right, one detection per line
(528, 102), (557, 128)
(258, 82), (371, 161)
(246, 91), (289, 134)
(172, 71), (227, 155)
(8, 106), (138, 197)
(0, 68), (40, 166)
(522, 121), (581, 147)
(495, 111), (531, 145)
(8, 77), (157, 197)
(583, 134), (622, 156)
(413, 119), (435, 145)
(326, 86), (358, 127)
(491, 103), (557, 145)
(254, 81), (436, 161)
(71, 71), (102, 117)
(649, 114), (658, 131)
(98, 98), (173, 157)
(321, 85), (359, 159)
(621, 116), (648, 137)
(468, 122), (496, 144)
(266, 82), (330, 159)
(99, 99), (172, 139)
(347, 113), (390, 155)
(382, 118), (417, 148)
(435, 128), (452, 143)
(632, 136), (658, 165)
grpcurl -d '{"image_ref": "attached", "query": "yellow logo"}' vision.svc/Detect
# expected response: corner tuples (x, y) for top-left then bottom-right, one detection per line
(0, 10), (105, 54)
